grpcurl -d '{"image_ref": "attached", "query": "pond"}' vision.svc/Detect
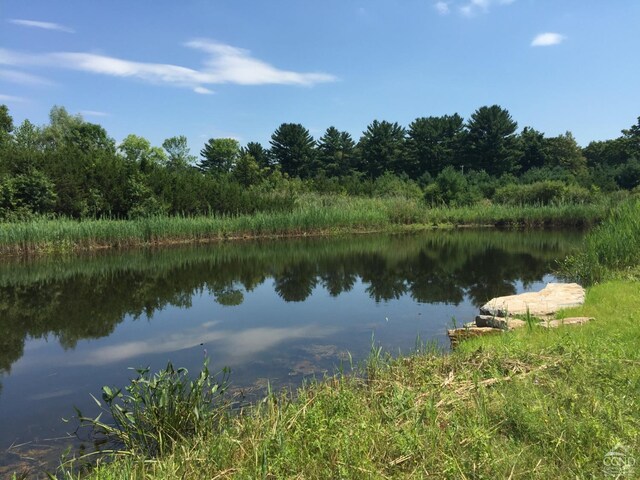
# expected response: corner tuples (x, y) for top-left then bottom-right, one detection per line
(0, 229), (583, 475)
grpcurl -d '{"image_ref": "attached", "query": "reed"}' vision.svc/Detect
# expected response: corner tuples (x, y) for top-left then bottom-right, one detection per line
(559, 197), (640, 284)
(0, 197), (607, 255)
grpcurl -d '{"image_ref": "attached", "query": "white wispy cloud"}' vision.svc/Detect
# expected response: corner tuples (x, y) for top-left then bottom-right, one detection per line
(0, 68), (53, 86)
(459, 0), (514, 16)
(0, 39), (337, 94)
(185, 39), (336, 86)
(79, 110), (109, 117)
(435, 1), (450, 15)
(194, 86), (214, 95)
(9, 18), (74, 33)
(0, 93), (26, 102)
(531, 32), (566, 47)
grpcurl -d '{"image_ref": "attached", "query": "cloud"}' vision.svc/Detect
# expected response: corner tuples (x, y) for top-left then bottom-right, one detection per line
(531, 32), (566, 47)
(0, 68), (53, 86)
(9, 18), (74, 33)
(0, 93), (26, 102)
(435, 1), (450, 15)
(459, 0), (514, 16)
(79, 110), (109, 117)
(185, 39), (337, 86)
(194, 86), (214, 95)
(0, 39), (337, 94)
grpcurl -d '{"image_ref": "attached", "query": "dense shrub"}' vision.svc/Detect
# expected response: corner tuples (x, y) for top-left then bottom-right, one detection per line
(493, 180), (592, 206)
(424, 167), (480, 206)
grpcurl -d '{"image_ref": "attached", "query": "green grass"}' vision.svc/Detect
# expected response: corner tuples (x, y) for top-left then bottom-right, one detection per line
(560, 197), (640, 284)
(0, 196), (606, 255)
(53, 280), (639, 479)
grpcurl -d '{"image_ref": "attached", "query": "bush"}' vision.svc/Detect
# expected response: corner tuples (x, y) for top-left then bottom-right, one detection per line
(493, 180), (592, 206)
(372, 172), (423, 200)
(424, 167), (480, 206)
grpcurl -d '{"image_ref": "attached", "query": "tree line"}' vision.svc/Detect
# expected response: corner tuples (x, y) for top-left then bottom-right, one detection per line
(0, 103), (638, 220)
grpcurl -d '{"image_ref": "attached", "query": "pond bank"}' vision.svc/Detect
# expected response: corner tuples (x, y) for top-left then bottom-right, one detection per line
(0, 200), (605, 255)
(70, 279), (639, 479)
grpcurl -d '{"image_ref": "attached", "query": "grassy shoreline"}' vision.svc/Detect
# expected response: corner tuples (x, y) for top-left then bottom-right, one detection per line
(67, 280), (639, 479)
(0, 199), (606, 255)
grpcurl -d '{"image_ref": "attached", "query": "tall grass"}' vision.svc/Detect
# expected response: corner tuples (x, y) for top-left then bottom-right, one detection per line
(0, 196), (607, 255)
(560, 197), (640, 284)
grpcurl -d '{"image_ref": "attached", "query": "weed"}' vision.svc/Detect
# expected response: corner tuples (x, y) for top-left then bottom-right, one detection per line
(75, 359), (229, 458)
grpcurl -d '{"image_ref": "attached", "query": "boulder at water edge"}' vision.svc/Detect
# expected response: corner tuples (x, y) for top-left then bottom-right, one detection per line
(480, 283), (586, 318)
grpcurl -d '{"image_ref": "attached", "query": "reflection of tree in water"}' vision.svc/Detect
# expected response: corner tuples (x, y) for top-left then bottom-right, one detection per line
(0, 230), (581, 390)
(212, 285), (244, 306)
(320, 267), (357, 297)
(361, 254), (408, 303)
(273, 262), (318, 302)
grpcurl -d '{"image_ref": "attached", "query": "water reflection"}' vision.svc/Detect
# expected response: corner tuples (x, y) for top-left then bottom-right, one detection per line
(0, 230), (581, 382)
(0, 228), (584, 480)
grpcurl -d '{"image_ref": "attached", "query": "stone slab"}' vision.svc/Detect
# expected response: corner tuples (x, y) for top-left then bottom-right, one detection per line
(480, 283), (585, 318)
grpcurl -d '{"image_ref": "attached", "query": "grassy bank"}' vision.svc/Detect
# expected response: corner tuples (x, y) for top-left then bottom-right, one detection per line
(61, 280), (638, 479)
(0, 196), (606, 255)
(560, 197), (640, 285)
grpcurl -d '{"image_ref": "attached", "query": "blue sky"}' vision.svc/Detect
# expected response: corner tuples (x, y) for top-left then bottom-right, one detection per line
(1, 0), (639, 152)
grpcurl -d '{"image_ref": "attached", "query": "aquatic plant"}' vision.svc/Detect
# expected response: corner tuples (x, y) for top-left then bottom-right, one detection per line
(76, 359), (228, 457)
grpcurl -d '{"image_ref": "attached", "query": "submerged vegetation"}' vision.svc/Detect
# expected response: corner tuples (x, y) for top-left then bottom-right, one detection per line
(37, 201), (638, 479)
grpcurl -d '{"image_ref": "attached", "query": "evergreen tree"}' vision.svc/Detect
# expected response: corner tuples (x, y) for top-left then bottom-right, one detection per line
(199, 138), (240, 174)
(269, 123), (315, 178)
(316, 126), (356, 177)
(464, 105), (520, 176)
(357, 120), (406, 178)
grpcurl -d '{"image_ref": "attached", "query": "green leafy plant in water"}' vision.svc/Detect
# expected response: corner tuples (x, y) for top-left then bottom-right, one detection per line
(76, 358), (229, 458)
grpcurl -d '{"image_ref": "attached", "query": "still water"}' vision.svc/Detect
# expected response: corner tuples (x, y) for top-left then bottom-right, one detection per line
(0, 229), (583, 473)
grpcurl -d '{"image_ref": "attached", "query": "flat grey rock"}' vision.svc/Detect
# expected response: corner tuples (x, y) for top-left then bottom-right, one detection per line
(480, 283), (585, 318)
(475, 315), (527, 330)
(539, 317), (594, 328)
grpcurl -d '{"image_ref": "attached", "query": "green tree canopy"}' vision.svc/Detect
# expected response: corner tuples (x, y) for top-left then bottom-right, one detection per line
(13, 120), (43, 152)
(464, 105), (520, 176)
(118, 134), (166, 170)
(232, 154), (262, 187)
(0, 104), (14, 149)
(199, 138), (240, 174)
(42, 106), (115, 153)
(316, 126), (356, 177)
(621, 116), (640, 159)
(270, 123), (316, 178)
(545, 132), (586, 173)
(357, 120), (406, 178)
(406, 114), (464, 178)
(241, 142), (272, 170)
(517, 127), (547, 172)
(162, 135), (196, 170)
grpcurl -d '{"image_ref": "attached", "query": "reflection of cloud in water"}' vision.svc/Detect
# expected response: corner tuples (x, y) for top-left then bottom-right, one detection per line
(77, 322), (338, 366)
(28, 389), (74, 401)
